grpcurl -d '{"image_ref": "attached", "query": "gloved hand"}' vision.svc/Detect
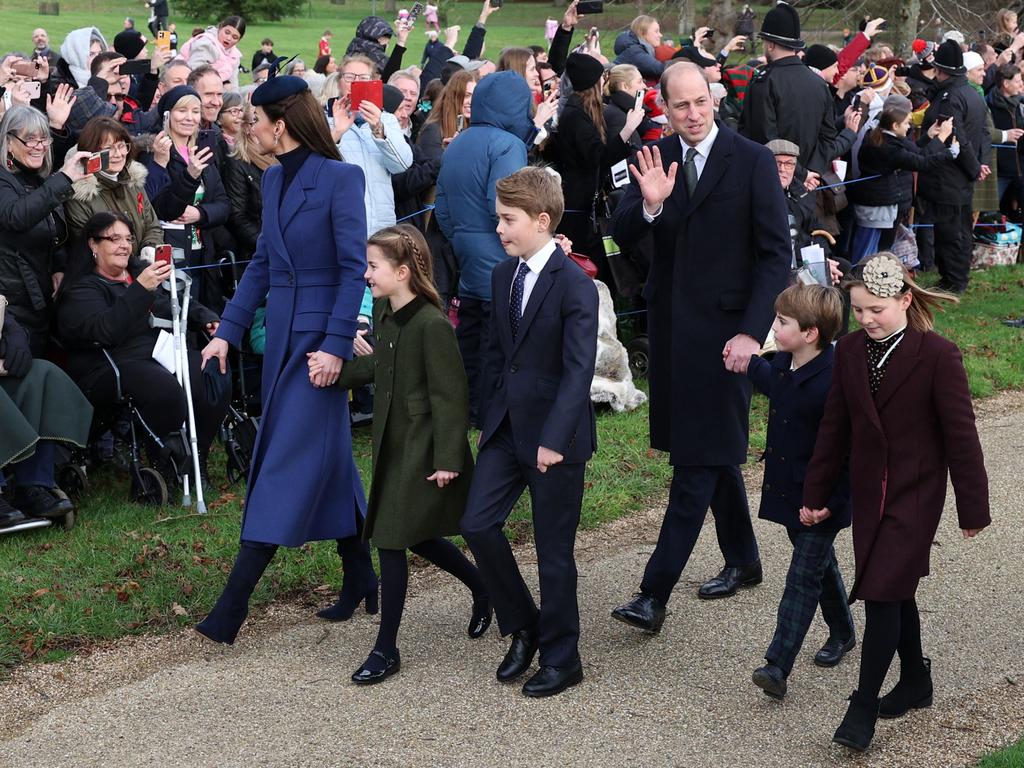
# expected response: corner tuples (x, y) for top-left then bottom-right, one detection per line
(0, 334), (32, 378)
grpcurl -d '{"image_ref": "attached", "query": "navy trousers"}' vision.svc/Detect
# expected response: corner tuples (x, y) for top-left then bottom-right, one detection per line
(765, 527), (854, 675)
(640, 464), (759, 605)
(461, 420), (585, 668)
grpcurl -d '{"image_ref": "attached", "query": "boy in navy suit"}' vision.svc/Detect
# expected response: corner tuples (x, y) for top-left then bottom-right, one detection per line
(742, 284), (855, 701)
(460, 167), (599, 698)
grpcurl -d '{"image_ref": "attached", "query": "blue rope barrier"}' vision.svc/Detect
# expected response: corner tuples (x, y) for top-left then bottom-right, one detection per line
(396, 204), (435, 223)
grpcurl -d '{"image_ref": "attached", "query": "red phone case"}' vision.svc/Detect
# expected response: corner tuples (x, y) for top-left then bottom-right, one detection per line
(350, 80), (383, 111)
(86, 155), (102, 174)
(155, 245), (172, 265)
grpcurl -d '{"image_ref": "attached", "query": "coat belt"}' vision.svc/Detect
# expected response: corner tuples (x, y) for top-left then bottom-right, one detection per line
(268, 266), (342, 287)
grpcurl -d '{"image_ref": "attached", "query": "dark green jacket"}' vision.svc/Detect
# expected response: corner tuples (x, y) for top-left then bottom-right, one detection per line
(338, 295), (472, 549)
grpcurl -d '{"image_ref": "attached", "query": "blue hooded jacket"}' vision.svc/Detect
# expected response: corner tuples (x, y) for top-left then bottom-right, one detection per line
(434, 71), (533, 301)
(612, 30), (664, 80)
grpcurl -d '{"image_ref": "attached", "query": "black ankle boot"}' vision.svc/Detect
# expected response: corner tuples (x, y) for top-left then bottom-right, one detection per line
(316, 536), (379, 622)
(833, 690), (880, 752)
(195, 543), (276, 644)
(879, 657), (933, 718)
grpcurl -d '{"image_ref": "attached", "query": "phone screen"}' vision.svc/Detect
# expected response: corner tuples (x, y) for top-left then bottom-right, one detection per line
(409, 2), (424, 23)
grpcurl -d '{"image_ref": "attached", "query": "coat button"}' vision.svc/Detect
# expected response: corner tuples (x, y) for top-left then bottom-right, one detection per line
(389, 342), (394, 349)
(765, 446), (773, 454)
(764, 483), (771, 491)
(770, 408), (777, 415)
(780, 456), (786, 462)
(510, 365), (518, 373)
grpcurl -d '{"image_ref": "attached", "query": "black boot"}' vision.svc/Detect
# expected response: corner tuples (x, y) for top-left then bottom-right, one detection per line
(195, 542), (277, 644)
(316, 536), (379, 621)
(832, 690), (880, 752)
(879, 657), (933, 718)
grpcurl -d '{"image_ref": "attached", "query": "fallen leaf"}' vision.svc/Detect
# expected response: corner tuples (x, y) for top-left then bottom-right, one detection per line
(171, 602), (188, 617)
(30, 588), (51, 599)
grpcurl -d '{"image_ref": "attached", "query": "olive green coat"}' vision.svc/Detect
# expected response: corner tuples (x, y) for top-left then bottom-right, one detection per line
(338, 296), (473, 550)
(65, 161), (163, 257)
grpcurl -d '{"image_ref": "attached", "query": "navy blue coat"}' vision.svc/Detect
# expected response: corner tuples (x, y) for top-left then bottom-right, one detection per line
(610, 125), (791, 466)
(215, 153), (369, 547)
(479, 246), (598, 466)
(746, 347), (850, 532)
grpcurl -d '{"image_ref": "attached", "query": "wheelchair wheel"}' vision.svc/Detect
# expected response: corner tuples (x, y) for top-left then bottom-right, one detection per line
(131, 466), (168, 507)
(627, 335), (650, 380)
(225, 440), (250, 485)
(57, 463), (89, 500)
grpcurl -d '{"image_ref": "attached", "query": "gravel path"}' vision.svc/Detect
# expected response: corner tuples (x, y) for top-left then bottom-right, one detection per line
(2, 393), (1022, 768)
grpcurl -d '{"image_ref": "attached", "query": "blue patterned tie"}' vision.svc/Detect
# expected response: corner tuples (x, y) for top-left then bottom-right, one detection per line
(509, 261), (530, 340)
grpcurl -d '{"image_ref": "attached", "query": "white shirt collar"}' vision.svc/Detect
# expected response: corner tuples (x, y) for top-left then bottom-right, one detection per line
(679, 120), (719, 159)
(520, 238), (557, 275)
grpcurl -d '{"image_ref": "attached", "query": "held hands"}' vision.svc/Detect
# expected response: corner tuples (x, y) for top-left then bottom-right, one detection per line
(137, 261), (172, 290)
(799, 506), (832, 526)
(537, 446), (564, 473)
(45, 83), (76, 129)
(630, 144), (678, 215)
(722, 333), (760, 373)
(201, 336), (230, 375)
(186, 146), (213, 179)
(427, 469), (460, 488)
(306, 350), (343, 387)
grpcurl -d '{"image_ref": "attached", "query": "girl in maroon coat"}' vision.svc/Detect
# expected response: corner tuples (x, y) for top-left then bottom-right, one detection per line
(801, 253), (990, 752)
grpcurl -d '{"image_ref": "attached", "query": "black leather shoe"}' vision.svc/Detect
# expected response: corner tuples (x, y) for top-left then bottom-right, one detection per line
(698, 560), (763, 599)
(522, 659), (583, 698)
(833, 690), (880, 752)
(13, 485), (73, 520)
(752, 664), (787, 701)
(879, 657), (933, 719)
(611, 592), (666, 633)
(0, 496), (28, 528)
(814, 634), (856, 667)
(496, 627), (539, 682)
(351, 649), (401, 685)
(467, 598), (492, 639)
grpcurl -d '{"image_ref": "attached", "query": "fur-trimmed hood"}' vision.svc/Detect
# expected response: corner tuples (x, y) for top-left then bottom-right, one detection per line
(71, 160), (149, 201)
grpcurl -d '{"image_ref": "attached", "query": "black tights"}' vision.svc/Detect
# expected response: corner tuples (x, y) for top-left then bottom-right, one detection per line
(858, 599), (925, 698)
(374, 539), (487, 655)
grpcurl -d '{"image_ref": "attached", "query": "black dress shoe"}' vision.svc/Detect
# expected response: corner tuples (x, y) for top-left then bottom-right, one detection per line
(833, 690), (880, 752)
(13, 485), (73, 520)
(522, 658), (583, 698)
(698, 560), (763, 599)
(752, 664), (787, 700)
(611, 592), (666, 633)
(0, 496), (28, 529)
(814, 634), (856, 667)
(496, 627), (539, 682)
(879, 657), (933, 719)
(351, 649), (401, 685)
(467, 598), (492, 639)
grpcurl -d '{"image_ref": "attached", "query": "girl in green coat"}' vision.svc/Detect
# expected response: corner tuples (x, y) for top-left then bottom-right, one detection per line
(317, 224), (491, 686)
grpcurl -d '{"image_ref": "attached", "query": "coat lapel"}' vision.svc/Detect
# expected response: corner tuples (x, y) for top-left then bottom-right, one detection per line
(845, 332), (885, 436)
(511, 247), (564, 355)
(873, 328), (923, 411)
(261, 169), (289, 264)
(278, 153), (327, 237)
(493, 258), (515, 354)
(684, 123), (733, 217)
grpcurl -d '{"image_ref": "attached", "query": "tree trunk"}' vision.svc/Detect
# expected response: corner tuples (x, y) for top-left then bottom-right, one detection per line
(384, 0), (396, 12)
(707, 0), (735, 42)
(896, 0), (921, 58)
(677, 0), (695, 37)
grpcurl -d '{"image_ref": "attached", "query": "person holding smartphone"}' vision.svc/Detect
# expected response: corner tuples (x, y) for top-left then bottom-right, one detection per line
(416, 69), (475, 162)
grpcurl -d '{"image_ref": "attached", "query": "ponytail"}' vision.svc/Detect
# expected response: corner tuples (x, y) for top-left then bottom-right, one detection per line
(844, 251), (959, 332)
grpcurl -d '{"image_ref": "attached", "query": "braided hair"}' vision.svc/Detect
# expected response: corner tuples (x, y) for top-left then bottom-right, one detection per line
(367, 224), (444, 311)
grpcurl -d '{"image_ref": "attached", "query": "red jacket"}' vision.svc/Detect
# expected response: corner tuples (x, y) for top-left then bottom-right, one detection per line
(834, 32), (870, 85)
(804, 328), (990, 602)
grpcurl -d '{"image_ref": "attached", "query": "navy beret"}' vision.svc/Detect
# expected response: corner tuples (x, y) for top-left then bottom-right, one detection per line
(251, 75), (309, 106)
(157, 85), (200, 118)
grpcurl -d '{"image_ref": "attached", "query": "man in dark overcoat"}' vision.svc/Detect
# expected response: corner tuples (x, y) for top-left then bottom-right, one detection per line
(609, 62), (791, 633)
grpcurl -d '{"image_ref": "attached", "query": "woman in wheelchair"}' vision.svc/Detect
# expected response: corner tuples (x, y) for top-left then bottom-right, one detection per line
(56, 212), (231, 484)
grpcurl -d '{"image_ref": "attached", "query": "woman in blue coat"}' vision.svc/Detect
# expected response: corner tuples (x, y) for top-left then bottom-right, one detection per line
(196, 76), (378, 644)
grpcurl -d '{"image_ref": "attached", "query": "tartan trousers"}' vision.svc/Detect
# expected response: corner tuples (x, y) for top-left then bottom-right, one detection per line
(765, 527), (854, 676)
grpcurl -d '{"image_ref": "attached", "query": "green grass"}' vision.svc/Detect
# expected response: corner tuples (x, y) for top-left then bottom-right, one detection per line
(979, 739), (1024, 768)
(3, 264), (1023, 670)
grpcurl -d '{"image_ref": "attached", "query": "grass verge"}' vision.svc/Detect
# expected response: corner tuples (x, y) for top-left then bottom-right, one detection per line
(978, 739), (1024, 768)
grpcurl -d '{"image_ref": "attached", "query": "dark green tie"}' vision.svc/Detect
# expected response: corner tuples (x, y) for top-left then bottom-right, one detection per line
(683, 147), (699, 197)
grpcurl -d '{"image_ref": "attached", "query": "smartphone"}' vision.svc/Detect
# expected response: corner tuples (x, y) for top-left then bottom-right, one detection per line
(408, 1), (424, 24)
(489, 0), (502, 7)
(350, 79), (383, 110)
(197, 128), (217, 152)
(84, 150), (111, 174)
(542, 79), (552, 94)
(326, 96), (339, 116)
(879, 20), (889, 30)
(154, 244), (173, 265)
(634, 89), (644, 112)
(22, 80), (41, 99)
(935, 114), (952, 125)
(156, 30), (171, 51)
(576, 0), (604, 13)
(120, 59), (151, 76)
(13, 60), (38, 78)
(456, 114), (465, 132)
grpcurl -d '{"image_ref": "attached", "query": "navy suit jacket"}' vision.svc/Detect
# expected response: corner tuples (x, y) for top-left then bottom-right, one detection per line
(479, 246), (599, 466)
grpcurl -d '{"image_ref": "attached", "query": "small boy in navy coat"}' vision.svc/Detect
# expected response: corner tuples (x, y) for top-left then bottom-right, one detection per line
(460, 167), (598, 699)
(743, 284), (855, 701)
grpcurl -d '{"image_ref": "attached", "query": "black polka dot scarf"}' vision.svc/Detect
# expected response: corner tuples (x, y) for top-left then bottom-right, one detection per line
(864, 328), (906, 395)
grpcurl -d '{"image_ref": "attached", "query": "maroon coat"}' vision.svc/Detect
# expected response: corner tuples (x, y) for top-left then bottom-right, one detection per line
(804, 328), (990, 602)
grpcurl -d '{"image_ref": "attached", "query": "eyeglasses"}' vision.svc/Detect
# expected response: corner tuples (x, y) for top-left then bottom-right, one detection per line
(100, 141), (130, 155)
(221, 107), (244, 116)
(775, 158), (797, 169)
(8, 133), (52, 149)
(341, 73), (373, 82)
(96, 234), (136, 245)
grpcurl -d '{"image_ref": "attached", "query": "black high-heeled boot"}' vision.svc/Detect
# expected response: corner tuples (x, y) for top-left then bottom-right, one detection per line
(195, 542), (277, 644)
(316, 536), (379, 622)
(879, 657), (933, 718)
(833, 689), (881, 752)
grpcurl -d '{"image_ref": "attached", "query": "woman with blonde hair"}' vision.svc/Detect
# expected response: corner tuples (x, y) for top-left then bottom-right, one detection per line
(603, 63), (646, 149)
(612, 14), (664, 79)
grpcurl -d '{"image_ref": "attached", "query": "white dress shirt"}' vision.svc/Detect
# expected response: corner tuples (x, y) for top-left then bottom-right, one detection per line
(643, 121), (720, 221)
(510, 238), (557, 316)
